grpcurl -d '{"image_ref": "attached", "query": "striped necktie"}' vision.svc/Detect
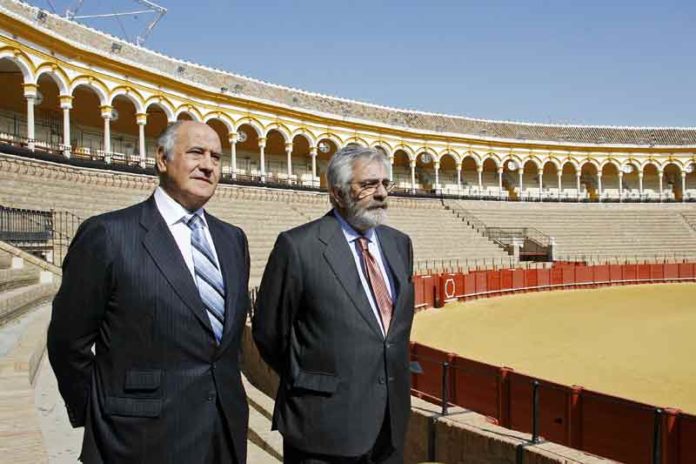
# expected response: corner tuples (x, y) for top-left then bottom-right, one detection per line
(357, 236), (393, 335)
(186, 214), (225, 343)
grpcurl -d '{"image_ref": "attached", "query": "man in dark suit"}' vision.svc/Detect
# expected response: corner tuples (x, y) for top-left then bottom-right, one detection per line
(254, 145), (414, 463)
(48, 121), (250, 463)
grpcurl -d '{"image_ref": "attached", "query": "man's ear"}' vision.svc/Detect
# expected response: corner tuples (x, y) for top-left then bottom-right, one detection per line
(330, 186), (345, 208)
(155, 146), (168, 174)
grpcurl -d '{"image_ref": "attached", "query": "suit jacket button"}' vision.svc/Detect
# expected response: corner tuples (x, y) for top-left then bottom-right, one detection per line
(378, 376), (385, 384)
(207, 393), (215, 401)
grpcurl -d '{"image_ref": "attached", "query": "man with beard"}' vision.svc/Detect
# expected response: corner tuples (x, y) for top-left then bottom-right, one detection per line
(253, 145), (415, 463)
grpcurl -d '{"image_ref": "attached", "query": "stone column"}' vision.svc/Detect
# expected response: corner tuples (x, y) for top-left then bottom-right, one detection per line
(576, 172), (582, 201)
(597, 172), (603, 202)
(258, 136), (266, 182)
(389, 155), (394, 182)
(228, 132), (238, 179)
(310, 146), (318, 187)
(456, 161), (462, 193)
(639, 172), (644, 196)
(538, 169), (543, 200)
(136, 112), (147, 168)
(557, 171), (562, 201)
(59, 95), (73, 158)
(285, 142), (294, 184)
(497, 167), (503, 192)
(100, 105), (113, 163)
(410, 159), (416, 193)
(23, 83), (37, 150)
(518, 169), (524, 198)
(658, 169), (664, 201)
(618, 171), (624, 201)
(434, 161), (440, 192)
(681, 172), (687, 202)
(477, 166), (483, 191)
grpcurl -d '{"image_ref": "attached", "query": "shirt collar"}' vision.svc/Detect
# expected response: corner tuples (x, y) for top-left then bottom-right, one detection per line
(333, 209), (376, 244)
(154, 186), (207, 228)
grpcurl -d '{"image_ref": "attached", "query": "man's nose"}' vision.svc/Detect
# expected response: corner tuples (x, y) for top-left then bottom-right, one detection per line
(374, 182), (388, 199)
(199, 153), (214, 172)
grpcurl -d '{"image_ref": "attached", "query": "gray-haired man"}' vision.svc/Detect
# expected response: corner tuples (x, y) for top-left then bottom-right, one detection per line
(49, 121), (250, 463)
(254, 145), (415, 463)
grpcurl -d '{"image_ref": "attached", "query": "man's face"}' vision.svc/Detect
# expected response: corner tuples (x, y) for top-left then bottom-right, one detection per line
(340, 157), (390, 232)
(156, 122), (222, 211)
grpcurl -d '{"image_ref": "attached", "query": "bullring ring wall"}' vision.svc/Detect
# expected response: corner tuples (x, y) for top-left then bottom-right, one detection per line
(1, 0), (696, 202)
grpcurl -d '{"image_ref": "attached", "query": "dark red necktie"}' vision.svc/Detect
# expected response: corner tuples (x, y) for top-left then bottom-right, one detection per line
(357, 237), (393, 334)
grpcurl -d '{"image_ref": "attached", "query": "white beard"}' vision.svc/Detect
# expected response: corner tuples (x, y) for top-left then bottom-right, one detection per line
(345, 202), (388, 232)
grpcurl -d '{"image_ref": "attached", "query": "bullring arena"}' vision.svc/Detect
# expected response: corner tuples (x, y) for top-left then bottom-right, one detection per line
(0, 1), (695, 463)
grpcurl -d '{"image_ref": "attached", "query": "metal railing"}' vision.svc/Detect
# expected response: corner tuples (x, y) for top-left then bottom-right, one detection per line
(0, 205), (82, 265)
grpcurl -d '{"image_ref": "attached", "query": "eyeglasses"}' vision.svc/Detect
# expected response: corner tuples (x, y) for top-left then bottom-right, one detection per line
(352, 179), (395, 196)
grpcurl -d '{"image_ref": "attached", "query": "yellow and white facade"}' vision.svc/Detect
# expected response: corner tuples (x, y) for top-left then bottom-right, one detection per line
(1, 0), (695, 201)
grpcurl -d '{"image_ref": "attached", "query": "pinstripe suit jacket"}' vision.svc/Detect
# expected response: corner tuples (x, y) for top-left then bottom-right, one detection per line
(48, 195), (250, 463)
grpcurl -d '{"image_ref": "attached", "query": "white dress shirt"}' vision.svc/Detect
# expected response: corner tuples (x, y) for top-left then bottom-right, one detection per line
(334, 209), (394, 336)
(154, 187), (221, 280)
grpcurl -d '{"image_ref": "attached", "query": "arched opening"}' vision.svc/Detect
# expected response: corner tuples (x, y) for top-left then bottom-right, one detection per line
(542, 161), (559, 200)
(580, 162), (599, 200)
(663, 162), (682, 201)
(642, 163), (660, 201)
(71, 85), (105, 154)
(316, 138), (338, 189)
(502, 159), (520, 199)
(265, 129), (287, 182)
(439, 154), (458, 194)
(291, 134), (311, 186)
(205, 119), (231, 174)
(144, 103), (169, 159)
(110, 95), (138, 158)
(601, 162), (621, 201)
(561, 162), (578, 200)
(414, 151), (434, 192)
(235, 124), (260, 178)
(177, 111), (194, 121)
(0, 58), (28, 140)
(522, 160), (539, 200)
(34, 73), (62, 147)
(460, 156), (478, 194)
(621, 163), (640, 200)
(392, 150), (411, 189)
(482, 158), (500, 197)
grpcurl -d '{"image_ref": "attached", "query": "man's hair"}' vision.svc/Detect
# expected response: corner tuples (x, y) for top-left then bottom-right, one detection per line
(157, 121), (188, 162)
(326, 145), (390, 207)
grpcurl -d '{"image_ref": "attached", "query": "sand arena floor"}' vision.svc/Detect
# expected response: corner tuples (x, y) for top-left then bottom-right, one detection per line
(411, 283), (696, 414)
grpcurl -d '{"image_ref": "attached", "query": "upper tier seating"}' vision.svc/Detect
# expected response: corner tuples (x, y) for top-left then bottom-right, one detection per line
(454, 200), (696, 262)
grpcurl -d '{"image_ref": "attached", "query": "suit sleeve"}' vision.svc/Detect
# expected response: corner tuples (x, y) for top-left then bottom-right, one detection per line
(47, 217), (113, 427)
(252, 232), (301, 374)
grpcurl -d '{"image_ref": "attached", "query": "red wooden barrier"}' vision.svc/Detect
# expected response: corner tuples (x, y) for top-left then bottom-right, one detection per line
(624, 264), (637, 281)
(650, 263), (664, 281)
(449, 356), (502, 420)
(593, 264), (610, 283)
(524, 268), (538, 287)
(512, 269), (525, 290)
(537, 268), (550, 287)
(664, 263), (679, 280)
(487, 270), (501, 294)
(551, 267), (564, 286)
(677, 413), (696, 464)
(413, 275), (424, 308)
(508, 372), (572, 446)
(608, 264), (623, 282)
(475, 271), (487, 294)
(579, 389), (655, 464)
(576, 265), (593, 284)
(637, 264), (651, 281)
(411, 343), (449, 402)
(463, 273), (475, 297)
(678, 263), (694, 279)
(500, 269), (513, 291)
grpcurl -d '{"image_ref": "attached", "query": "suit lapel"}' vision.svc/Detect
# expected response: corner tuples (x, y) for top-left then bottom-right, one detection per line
(376, 227), (409, 337)
(140, 197), (214, 337)
(207, 215), (241, 350)
(319, 214), (383, 338)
